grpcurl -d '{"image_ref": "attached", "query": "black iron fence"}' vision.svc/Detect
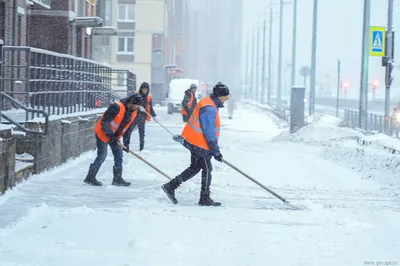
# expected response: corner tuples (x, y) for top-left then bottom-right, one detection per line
(0, 46), (134, 123)
(111, 69), (136, 98)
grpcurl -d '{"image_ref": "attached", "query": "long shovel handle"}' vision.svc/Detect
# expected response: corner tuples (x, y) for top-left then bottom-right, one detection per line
(119, 143), (172, 180)
(222, 158), (289, 204)
(143, 110), (176, 136)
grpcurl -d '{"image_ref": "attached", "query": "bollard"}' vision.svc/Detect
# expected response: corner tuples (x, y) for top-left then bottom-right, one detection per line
(290, 86), (305, 133)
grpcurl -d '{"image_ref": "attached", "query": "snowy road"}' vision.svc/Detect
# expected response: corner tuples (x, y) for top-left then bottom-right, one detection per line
(0, 105), (399, 266)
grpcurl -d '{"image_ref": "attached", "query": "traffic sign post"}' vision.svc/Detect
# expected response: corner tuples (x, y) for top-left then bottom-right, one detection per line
(369, 26), (386, 57)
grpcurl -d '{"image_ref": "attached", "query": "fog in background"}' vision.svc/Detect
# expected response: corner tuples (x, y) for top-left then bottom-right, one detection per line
(242, 0), (400, 100)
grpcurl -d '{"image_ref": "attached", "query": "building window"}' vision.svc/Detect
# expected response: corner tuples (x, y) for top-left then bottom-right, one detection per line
(118, 4), (135, 21)
(117, 37), (134, 54)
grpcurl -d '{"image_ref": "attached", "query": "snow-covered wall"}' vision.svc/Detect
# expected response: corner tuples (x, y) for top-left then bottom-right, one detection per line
(13, 114), (100, 174)
(0, 128), (16, 194)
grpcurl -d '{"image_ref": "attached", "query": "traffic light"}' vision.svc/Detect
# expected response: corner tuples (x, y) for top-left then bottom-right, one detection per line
(385, 62), (395, 88)
(372, 80), (379, 89)
(341, 81), (349, 90)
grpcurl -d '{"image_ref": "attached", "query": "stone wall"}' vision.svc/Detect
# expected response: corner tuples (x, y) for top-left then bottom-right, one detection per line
(15, 113), (100, 174)
(0, 128), (16, 194)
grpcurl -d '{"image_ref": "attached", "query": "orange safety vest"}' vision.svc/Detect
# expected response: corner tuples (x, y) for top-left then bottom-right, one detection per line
(145, 95), (152, 122)
(181, 93), (194, 115)
(136, 90), (152, 122)
(181, 96), (220, 150)
(94, 101), (137, 143)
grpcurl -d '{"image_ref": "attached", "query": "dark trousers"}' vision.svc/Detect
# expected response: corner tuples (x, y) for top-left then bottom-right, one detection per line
(137, 119), (145, 145)
(92, 135), (123, 168)
(182, 115), (189, 122)
(178, 152), (213, 193)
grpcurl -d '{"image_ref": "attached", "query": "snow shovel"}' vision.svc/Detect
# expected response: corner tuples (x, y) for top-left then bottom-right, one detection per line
(118, 142), (172, 181)
(141, 109), (176, 137)
(150, 115), (303, 210)
(221, 159), (303, 210)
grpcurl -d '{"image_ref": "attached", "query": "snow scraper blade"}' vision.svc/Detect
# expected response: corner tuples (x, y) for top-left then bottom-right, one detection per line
(222, 159), (307, 210)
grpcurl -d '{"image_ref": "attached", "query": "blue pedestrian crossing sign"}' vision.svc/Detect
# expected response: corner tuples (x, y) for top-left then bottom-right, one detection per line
(369, 26), (386, 57)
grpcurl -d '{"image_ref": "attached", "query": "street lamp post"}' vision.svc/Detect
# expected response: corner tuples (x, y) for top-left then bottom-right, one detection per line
(358, 0), (371, 129)
(255, 26), (260, 103)
(309, 0), (318, 116)
(267, 8), (273, 104)
(261, 17), (267, 103)
(277, 0), (284, 109)
(290, 0), (297, 87)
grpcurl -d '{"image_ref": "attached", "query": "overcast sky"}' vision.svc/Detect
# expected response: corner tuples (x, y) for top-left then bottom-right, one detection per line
(242, 0), (399, 98)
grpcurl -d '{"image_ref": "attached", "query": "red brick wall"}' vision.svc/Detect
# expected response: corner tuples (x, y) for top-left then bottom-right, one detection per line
(28, 15), (70, 53)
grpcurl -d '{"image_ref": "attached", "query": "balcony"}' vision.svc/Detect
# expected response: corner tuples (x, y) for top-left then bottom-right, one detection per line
(29, 0), (51, 9)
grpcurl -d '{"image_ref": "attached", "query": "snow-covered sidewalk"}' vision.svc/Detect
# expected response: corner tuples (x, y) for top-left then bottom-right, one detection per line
(0, 104), (399, 266)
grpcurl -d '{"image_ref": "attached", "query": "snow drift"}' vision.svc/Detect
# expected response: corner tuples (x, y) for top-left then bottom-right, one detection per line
(272, 114), (400, 189)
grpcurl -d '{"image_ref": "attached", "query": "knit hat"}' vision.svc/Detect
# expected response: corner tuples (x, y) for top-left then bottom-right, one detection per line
(212, 82), (230, 97)
(190, 83), (197, 89)
(126, 92), (142, 105)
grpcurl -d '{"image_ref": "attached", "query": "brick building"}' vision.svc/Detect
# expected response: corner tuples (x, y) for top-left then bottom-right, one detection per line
(0, 0), (102, 58)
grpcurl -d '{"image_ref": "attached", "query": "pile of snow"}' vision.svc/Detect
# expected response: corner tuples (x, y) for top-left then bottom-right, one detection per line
(359, 133), (400, 151)
(272, 115), (363, 145)
(323, 142), (400, 189)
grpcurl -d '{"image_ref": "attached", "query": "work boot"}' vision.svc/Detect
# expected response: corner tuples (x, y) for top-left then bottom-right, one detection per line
(161, 178), (182, 204)
(84, 164), (103, 186)
(139, 142), (144, 151)
(198, 190), (221, 206)
(112, 166), (131, 186)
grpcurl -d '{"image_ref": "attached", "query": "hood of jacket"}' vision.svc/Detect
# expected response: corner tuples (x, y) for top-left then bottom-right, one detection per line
(139, 82), (150, 96)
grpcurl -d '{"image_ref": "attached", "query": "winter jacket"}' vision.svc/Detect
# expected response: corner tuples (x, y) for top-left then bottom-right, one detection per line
(182, 93), (223, 158)
(182, 89), (197, 115)
(137, 84), (156, 122)
(100, 98), (136, 146)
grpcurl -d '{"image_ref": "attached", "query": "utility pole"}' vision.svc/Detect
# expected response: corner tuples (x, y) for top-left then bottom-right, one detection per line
(267, 8), (273, 105)
(384, 0), (394, 134)
(358, 0), (370, 129)
(245, 39), (249, 100)
(277, 0), (283, 108)
(250, 31), (255, 102)
(336, 59), (341, 117)
(255, 26), (260, 102)
(309, 0), (318, 116)
(261, 17), (267, 103)
(290, 0), (297, 86)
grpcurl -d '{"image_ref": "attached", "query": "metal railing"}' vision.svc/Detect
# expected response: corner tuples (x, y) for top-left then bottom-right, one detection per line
(0, 46), (122, 123)
(0, 92), (48, 135)
(343, 109), (396, 134)
(111, 69), (136, 98)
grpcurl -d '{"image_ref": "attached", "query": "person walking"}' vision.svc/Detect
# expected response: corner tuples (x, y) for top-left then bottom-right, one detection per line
(180, 83), (198, 122)
(137, 82), (157, 151)
(161, 82), (230, 206)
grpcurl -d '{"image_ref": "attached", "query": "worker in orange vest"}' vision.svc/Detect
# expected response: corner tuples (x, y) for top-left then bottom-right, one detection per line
(162, 82), (230, 206)
(181, 83), (198, 122)
(84, 93), (143, 187)
(137, 82), (157, 151)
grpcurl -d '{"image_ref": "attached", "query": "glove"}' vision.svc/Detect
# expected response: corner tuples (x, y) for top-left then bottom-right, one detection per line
(153, 116), (158, 123)
(214, 154), (223, 162)
(123, 143), (130, 153)
(173, 134), (184, 144)
(139, 106), (146, 112)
